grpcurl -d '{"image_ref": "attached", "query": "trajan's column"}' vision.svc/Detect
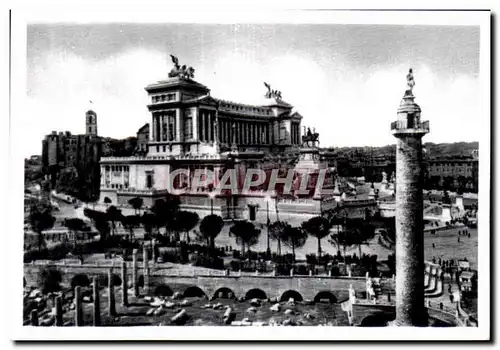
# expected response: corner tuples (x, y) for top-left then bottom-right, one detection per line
(391, 69), (430, 326)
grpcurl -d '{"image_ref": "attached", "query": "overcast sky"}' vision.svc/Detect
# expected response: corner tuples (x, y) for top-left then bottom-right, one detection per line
(24, 23), (480, 157)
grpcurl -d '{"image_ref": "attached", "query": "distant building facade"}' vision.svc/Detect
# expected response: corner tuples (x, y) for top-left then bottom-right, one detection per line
(425, 152), (478, 192)
(135, 123), (149, 155)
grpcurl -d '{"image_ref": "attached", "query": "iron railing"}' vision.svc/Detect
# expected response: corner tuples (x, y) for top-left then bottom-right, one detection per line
(391, 120), (430, 132)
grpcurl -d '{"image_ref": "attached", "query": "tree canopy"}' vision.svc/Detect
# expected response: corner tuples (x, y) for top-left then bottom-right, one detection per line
(199, 214), (224, 249)
(282, 225), (308, 262)
(301, 216), (331, 256)
(29, 205), (55, 251)
(230, 220), (261, 257)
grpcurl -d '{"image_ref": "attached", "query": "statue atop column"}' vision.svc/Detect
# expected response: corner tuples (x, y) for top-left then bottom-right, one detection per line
(168, 55), (195, 80)
(406, 68), (415, 94)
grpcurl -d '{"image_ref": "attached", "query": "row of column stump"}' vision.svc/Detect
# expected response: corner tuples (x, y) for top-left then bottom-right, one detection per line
(30, 247), (151, 327)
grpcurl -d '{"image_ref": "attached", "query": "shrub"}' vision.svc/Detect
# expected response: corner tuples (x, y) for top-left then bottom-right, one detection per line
(306, 253), (317, 265)
(38, 268), (62, 294)
(71, 274), (91, 289)
(191, 253), (224, 270)
(229, 260), (242, 272)
(294, 265), (308, 276)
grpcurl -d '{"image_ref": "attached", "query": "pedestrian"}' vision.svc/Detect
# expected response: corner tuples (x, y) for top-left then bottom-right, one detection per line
(468, 232), (471, 238)
(432, 243), (436, 249)
(448, 284), (452, 293)
(458, 237), (460, 243)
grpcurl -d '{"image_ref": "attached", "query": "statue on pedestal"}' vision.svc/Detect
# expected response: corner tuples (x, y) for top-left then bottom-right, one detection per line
(381, 171), (388, 184)
(264, 82), (282, 100)
(301, 125), (320, 146)
(168, 55), (195, 80)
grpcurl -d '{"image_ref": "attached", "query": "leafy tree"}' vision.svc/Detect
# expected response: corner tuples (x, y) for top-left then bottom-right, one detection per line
(128, 197), (144, 215)
(328, 229), (350, 258)
(269, 221), (288, 256)
(176, 211), (199, 243)
(282, 225), (308, 263)
(141, 212), (156, 239)
(94, 218), (110, 242)
(63, 218), (88, 246)
(29, 205), (56, 251)
(104, 196), (112, 207)
(230, 220), (261, 259)
(106, 205), (123, 235)
(38, 268), (62, 294)
(199, 214), (224, 250)
(121, 215), (140, 241)
(301, 216), (331, 257)
(151, 195), (180, 237)
(347, 221), (376, 258)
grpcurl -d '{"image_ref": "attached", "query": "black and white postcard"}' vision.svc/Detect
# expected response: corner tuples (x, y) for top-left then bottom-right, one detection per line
(8, 6), (491, 341)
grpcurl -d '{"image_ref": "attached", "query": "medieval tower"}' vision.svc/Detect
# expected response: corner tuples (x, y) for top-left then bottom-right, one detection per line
(391, 69), (430, 326)
(86, 109), (98, 136)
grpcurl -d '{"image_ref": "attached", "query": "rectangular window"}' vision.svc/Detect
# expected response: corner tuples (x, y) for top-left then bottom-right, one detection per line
(184, 110), (193, 139)
(162, 115), (168, 141)
(168, 112), (176, 141)
(146, 173), (153, 188)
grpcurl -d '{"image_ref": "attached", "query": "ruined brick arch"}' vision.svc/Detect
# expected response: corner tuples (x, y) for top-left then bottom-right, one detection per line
(183, 286), (208, 298)
(279, 290), (303, 302)
(360, 312), (395, 327)
(313, 291), (338, 304)
(154, 284), (173, 297)
(244, 288), (268, 300)
(213, 287), (237, 299)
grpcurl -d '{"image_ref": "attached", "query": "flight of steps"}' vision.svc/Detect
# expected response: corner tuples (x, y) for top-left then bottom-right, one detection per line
(424, 262), (444, 298)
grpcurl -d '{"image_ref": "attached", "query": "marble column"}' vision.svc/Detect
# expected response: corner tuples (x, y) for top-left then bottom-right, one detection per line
(74, 286), (83, 326)
(55, 295), (63, 326)
(159, 114), (164, 141)
(92, 276), (101, 326)
(175, 109), (181, 142)
(151, 114), (156, 141)
(143, 246), (149, 294)
(30, 310), (38, 326)
(108, 269), (116, 317)
(201, 112), (206, 141)
(151, 239), (156, 263)
(207, 113), (212, 142)
(121, 261), (128, 306)
(392, 86), (429, 327)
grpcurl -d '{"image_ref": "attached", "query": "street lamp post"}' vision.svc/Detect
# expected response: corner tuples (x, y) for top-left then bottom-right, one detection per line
(264, 195), (271, 256)
(209, 192), (215, 215)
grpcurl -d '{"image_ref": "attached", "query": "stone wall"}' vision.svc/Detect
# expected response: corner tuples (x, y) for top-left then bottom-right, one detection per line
(24, 263), (394, 301)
